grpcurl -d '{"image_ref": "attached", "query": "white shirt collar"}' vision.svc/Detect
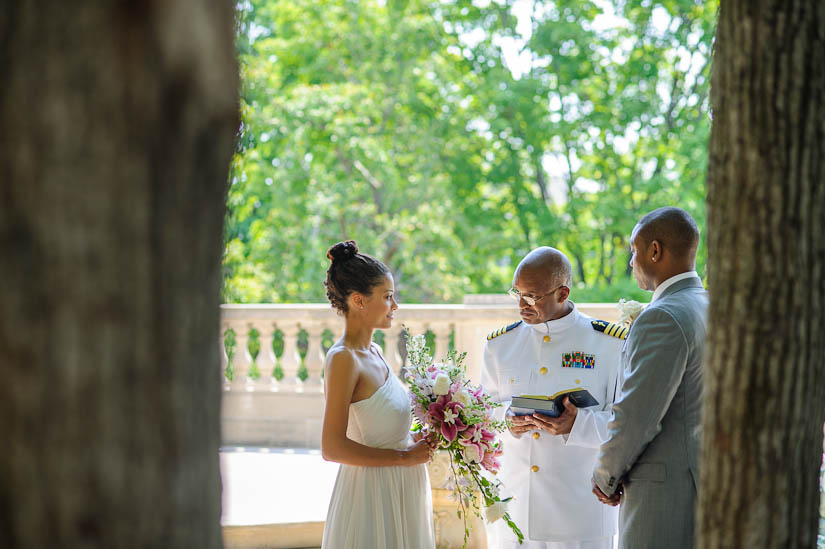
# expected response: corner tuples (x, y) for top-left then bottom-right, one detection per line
(651, 271), (699, 302)
(527, 302), (580, 334)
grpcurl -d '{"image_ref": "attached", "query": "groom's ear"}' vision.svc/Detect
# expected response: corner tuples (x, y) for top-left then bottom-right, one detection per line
(650, 240), (663, 263)
(558, 286), (571, 302)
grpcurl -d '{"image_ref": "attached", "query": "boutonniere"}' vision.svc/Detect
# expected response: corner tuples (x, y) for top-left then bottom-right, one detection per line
(617, 298), (644, 328)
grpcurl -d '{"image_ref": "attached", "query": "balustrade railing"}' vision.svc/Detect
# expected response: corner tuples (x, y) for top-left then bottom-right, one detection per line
(220, 301), (624, 388)
(219, 299), (620, 447)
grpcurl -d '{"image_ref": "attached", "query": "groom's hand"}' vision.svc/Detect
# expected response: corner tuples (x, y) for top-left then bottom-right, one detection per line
(592, 478), (622, 506)
(530, 397), (577, 435)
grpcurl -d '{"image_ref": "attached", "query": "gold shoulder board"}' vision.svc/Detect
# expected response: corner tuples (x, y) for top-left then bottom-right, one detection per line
(590, 319), (629, 340)
(487, 320), (523, 341)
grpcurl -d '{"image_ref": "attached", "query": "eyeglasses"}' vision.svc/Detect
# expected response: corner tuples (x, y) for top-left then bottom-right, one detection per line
(507, 285), (566, 306)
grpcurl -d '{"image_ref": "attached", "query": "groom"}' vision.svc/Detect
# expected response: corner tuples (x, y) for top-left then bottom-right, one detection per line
(592, 207), (708, 549)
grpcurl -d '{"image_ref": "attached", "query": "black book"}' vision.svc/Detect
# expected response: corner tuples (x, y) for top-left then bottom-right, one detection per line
(510, 388), (599, 417)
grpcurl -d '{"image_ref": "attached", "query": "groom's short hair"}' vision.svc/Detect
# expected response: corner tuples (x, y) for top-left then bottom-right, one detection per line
(637, 207), (699, 260)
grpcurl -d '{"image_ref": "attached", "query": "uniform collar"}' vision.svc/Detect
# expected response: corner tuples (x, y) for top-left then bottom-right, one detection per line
(526, 302), (580, 335)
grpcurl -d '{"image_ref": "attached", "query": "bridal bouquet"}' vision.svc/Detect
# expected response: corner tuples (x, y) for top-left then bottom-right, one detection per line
(405, 331), (523, 547)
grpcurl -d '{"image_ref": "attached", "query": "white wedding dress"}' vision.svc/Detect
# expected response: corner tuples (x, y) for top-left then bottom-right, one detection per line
(321, 353), (435, 549)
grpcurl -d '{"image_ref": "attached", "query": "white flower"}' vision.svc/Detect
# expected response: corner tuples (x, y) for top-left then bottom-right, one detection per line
(454, 388), (472, 407)
(433, 373), (451, 396)
(484, 500), (508, 523)
(617, 298), (644, 328)
(462, 444), (481, 464)
(414, 374), (434, 396)
(443, 407), (458, 425)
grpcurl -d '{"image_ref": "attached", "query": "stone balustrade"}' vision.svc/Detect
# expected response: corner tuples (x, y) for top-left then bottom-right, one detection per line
(219, 298), (620, 448)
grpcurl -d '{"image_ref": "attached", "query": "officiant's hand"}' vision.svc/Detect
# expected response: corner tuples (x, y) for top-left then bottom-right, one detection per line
(505, 408), (534, 438)
(530, 397), (577, 436)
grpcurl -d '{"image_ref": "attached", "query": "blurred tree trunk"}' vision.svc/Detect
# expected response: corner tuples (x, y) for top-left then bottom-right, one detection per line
(700, 1), (825, 547)
(0, 2), (237, 548)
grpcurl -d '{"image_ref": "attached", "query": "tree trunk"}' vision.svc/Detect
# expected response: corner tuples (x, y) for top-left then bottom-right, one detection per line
(700, 1), (825, 547)
(0, 2), (238, 548)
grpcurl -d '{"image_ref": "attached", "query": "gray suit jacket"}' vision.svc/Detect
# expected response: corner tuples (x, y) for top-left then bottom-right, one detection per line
(594, 276), (708, 549)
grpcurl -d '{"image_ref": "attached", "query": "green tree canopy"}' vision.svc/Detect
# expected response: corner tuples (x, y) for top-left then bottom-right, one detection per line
(225, 0), (717, 304)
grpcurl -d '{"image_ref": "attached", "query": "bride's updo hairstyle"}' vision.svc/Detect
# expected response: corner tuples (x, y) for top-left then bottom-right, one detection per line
(325, 240), (390, 314)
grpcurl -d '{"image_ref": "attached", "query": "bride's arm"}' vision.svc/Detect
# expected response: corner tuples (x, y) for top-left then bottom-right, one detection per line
(321, 350), (430, 467)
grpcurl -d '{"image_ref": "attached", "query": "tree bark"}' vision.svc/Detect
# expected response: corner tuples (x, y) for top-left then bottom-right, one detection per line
(700, 1), (825, 547)
(0, 2), (238, 548)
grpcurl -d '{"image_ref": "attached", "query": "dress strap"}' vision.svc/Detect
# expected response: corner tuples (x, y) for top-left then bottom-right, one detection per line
(371, 342), (392, 381)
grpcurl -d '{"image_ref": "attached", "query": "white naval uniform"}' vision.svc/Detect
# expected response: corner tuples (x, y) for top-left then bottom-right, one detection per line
(481, 303), (624, 549)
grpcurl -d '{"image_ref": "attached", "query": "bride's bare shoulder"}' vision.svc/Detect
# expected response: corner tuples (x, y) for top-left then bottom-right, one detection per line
(325, 343), (358, 370)
(324, 346), (365, 392)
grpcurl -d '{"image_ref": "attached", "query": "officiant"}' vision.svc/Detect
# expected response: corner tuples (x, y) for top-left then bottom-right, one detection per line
(481, 247), (624, 549)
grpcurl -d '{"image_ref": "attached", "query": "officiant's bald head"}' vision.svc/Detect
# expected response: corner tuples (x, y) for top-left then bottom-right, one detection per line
(515, 247), (573, 287)
(512, 247), (573, 323)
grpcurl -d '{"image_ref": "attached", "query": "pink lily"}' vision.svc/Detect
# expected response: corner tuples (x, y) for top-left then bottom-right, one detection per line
(481, 447), (503, 473)
(428, 396), (467, 443)
(458, 427), (486, 463)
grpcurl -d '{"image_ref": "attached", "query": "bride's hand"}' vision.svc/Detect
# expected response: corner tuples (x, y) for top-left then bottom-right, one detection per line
(403, 438), (435, 465)
(412, 430), (439, 448)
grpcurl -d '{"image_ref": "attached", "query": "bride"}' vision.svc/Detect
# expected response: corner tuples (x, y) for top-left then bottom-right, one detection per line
(320, 240), (436, 549)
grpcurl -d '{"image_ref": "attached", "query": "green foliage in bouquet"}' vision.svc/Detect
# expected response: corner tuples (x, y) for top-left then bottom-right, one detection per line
(405, 330), (523, 547)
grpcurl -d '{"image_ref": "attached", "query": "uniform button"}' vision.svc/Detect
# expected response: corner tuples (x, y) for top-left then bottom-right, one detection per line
(531, 465), (540, 473)
(539, 367), (548, 375)
(543, 335), (551, 342)
(509, 377), (515, 384)
(575, 379), (581, 384)
(532, 432), (540, 440)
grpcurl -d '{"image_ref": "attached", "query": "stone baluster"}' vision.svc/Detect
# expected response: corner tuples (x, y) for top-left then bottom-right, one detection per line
(383, 327), (403, 376)
(220, 324), (230, 388)
(454, 322), (485, 383)
(432, 323), (453, 363)
(278, 323), (302, 388)
(254, 321), (277, 389)
(230, 322), (253, 384)
(303, 323), (325, 391)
